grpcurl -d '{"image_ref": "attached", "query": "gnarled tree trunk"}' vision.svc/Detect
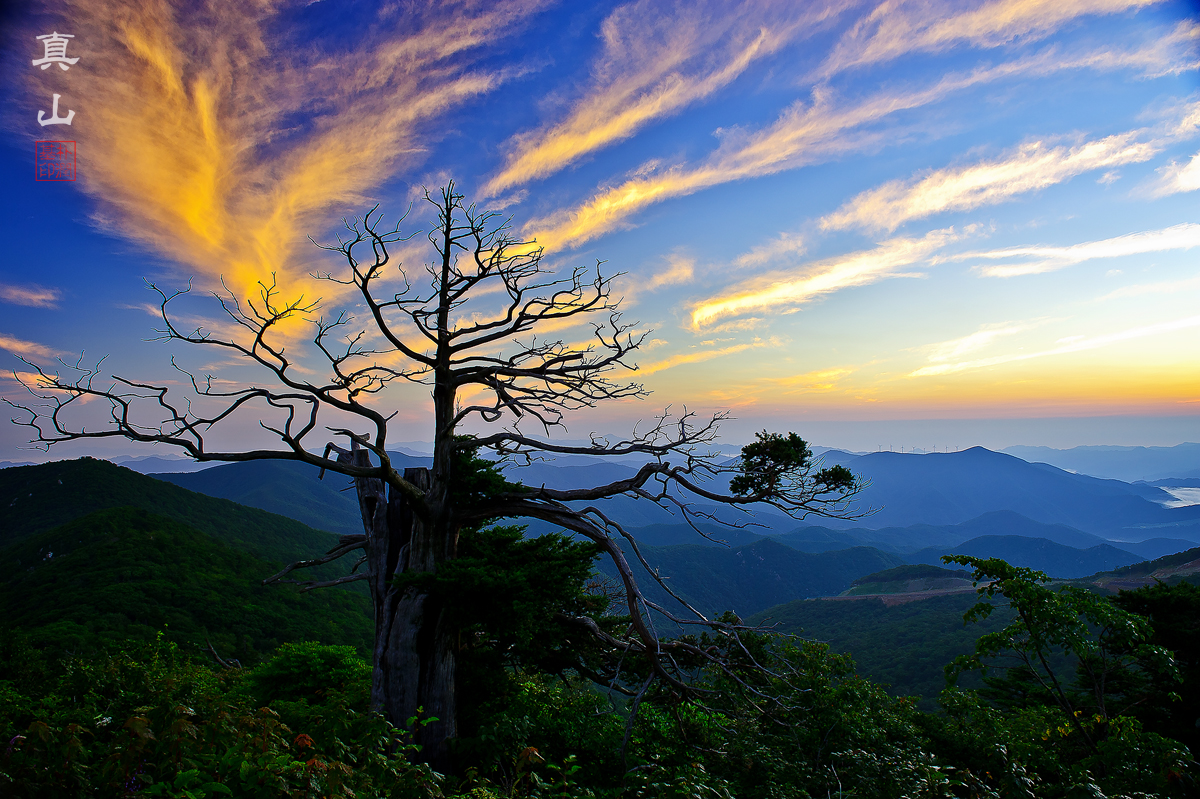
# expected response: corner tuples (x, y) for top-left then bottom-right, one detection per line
(342, 448), (457, 773)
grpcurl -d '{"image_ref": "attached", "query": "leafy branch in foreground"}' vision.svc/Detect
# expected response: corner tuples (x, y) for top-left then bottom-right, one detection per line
(943, 555), (1179, 754)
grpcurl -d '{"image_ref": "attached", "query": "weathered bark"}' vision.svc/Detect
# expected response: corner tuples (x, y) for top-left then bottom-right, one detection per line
(341, 446), (457, 772)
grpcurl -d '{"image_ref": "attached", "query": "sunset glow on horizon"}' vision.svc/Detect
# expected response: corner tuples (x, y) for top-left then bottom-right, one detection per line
(2, 0), (1198, 459)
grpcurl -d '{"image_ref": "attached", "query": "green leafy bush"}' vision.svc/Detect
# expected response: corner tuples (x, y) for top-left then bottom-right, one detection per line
(0, 634), (440, 799)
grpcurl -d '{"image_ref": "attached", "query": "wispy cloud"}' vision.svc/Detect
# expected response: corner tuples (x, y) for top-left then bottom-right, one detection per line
(527, 35), (1190, 250)
(27, 0), (543, 304)
(645, 252), (696, 291)
(820, 132), (1157, 232)
(1149, 151), (1200, 196)
(817, 0), (1160, 77)
(965, 223), (1200, 278)
(0, 334), (63, 360)
(483, 0), (853, 197)
(691, 227), (962, 328)
(1097, 273), (1200, 300)
(734, 232), (807, 269)
(635, 341), (760, 376)
(764, 366), (854, 390)
(926, 322), (1030, 362)
(911, 314), (1200, 376)
(0, 283), (62, 308)
(1065, 19), (1200, 78)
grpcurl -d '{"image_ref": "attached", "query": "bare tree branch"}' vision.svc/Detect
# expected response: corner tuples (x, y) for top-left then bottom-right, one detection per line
(4, 181), (866, 763)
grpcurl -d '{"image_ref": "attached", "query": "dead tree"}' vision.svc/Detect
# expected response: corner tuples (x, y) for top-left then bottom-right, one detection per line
(7, 183), (862, 772)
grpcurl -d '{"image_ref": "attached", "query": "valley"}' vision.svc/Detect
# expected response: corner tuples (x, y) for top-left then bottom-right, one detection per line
(3, 442), (1198, 706)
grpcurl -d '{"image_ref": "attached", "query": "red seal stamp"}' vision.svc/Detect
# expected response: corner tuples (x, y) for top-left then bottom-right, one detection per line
(35, 140), (76, 181)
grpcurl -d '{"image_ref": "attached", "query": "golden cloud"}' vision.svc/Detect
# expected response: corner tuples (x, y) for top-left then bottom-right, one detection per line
(691, 228), (962, 328)
(0, 333), (64, 360)
(526, 34), (1189, 250)
(484, 0), (854, 197)
(820, 132), (1158, 232)
(635, 341), (761, 376)
(644, 252), (696, 292)
(21, 0), (543, 307)
(0, 283), (62, 308)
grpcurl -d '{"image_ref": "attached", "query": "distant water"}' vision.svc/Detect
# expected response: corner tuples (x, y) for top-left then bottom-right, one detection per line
(1156, 487), (1200, 508)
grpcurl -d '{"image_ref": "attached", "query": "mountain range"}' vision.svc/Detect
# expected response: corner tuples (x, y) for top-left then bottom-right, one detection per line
(3, 453), (1199, 704)
(1001, 442), (1200, 482)
(150, 446), (1200, 543)
(811, 447), (1198, 537)
(141, 446), (1200, 582)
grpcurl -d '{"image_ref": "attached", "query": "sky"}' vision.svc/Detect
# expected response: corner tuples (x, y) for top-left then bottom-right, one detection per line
(1, 0), (1199, 463)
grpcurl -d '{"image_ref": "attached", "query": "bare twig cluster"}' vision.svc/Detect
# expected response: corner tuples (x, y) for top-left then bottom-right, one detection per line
(5, 182), (864, 743)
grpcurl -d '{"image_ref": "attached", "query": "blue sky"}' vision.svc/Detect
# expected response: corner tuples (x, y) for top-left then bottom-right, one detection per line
(2, 0), (1199, 462)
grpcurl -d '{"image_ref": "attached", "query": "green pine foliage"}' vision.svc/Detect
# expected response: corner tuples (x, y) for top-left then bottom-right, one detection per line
(730, 431), (855, 498)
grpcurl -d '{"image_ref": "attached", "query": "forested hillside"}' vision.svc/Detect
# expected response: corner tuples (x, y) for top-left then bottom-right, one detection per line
(0, 506), (371, 659)
(1, 459), (346, 567)
(3, 458), (1198, 797)
(0, 458), (363, 586)
(596, 537), (905, 618)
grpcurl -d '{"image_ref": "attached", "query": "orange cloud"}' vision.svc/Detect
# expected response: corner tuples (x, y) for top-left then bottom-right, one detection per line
(635, 341), (761, 376)
(21, 0), (543, 307)
(820, 132), (1158, 232)
(0, 333), (63, 360)
(691, 228), (962, 328)
(484, 0), (854, 197)
(525, 17), (1193, 251)
(0, 283), (62, 308)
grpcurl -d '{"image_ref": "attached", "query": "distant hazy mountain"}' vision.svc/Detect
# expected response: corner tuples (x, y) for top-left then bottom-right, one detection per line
(1114, 537), (1200, 560)
(153, 451), (434, 536)
(148, 447), (1200, 546)
(1002, 443), (1200, 482)
(155, 459), (364, 536)
(158, 452), (800, 538)
(1076, 545), (1200, 590)
(774, 510), (1113, 554)
(905, 535), (1141, 578)
(113, 455), (220, 474)
(813, 447), (1199, 538)
(1147, 478), (1200, 488)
